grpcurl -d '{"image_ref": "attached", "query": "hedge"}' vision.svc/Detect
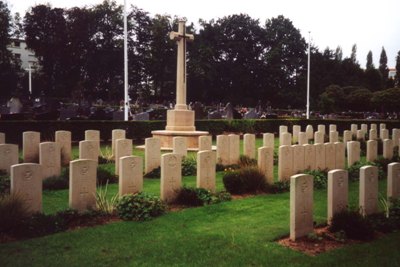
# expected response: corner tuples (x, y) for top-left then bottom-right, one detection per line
(0, 119), (399, 144)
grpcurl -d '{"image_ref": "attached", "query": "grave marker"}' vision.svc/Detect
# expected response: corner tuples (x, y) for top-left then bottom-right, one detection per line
(258, 147), (274, 184)
(23, 131), (40, 163)
(366, 140), (378, 162)
(160, 153), (182, 203)
(388, 162), (400, 200)
(216, 135), (229, 165)
(335, 142), (346, 169)
(199, 135), (212, 151)
(263, 133), (274, 149)
(112, 129), (126, 157)
(229, 134), (240, 165)
(315, 143), (326, 170)
(55, 130), (71, 166)
(327, 170), (348, 223)
(278, 145), (293, 181)
(119, 156), (143, 196)
(39, 142), (61, 179)
(0, 144), (18, 173)
(145, 138), (161, 174)
(359, 165), (378, 216)
(347, 141), (360, 167)
(325, 143), (336, 170)
(79, 140), (99, 162)
(115, 139), (132, 175)
(197, 150), (216, 192)
(244, 134), (256, 159)
(303, 144), (316, 170)
(383, 139), (393, 160)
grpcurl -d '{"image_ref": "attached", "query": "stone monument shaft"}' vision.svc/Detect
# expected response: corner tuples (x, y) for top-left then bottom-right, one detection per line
(170, 20), (194, 110)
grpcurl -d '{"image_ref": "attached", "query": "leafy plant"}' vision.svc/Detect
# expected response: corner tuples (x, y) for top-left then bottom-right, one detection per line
(97, 165), (118, 185)
(346, 161), (369, 181)
(223, 166), (267, 194)
(99, 146), (114, 164)
(95, 181), (118, 215)
(0, 171), (10, 195)
(175, 187), (213, 206)
(238, 155), (257, 168)
(265, 180), (290, 194)
(182, 156), (197, 176)
(0, 193), (29, 233)
(329, 209), (375, 240)
(116, 192), (166, 221)
(304, 169), (328, 189)
(211, 191), (232, 203)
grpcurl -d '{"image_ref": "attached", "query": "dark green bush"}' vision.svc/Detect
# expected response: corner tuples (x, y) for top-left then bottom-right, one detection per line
(144, 166), (161, 178)
(223, 167), (267, 194)
(97, 166), (118, 185)
(329, 209), (374, 241)
(346, 161), (367, 181)
(43, 168), (69, 190)
(357, 139), (367, 157)
(0, 171), (10, 195)
(182, 156), (197, 176)
(175, 187), (212, 206)
(372, 156), (393, 179)
(212, 191), (232, 203)
(238, 155), (257, 168)
(265, 180), (290, 194)
(0, 194), (30, 233)
(116, 192), (166, 221)
(304, 169), (328, 189)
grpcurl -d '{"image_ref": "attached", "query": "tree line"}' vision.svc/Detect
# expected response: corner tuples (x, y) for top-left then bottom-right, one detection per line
(1, 0), (400, 112)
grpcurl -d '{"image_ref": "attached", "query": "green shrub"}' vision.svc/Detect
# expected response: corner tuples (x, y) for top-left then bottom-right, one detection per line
(0, 171), (10, 195)
(304, 169), (328, 189)
(346, 161), (367, 181)
(97, 166), (118, 185)
(144, 166), (161, 178)
(43, 168), (69, 190)
(238, 155), (257, 168)
(223, 166), (267, 194)
(329, 209), (374, 241)
(265, 180), (290, 194)
(182, 156), (197, 176)
(372, 156), (392, 179)
(0, 193), (29, 233)
(357, 139), (367, 157)
(116, 192), (166, 221)
(175, 187), (212, 206)
(211, 191), (232, 203)
(16, 213), (65, 238)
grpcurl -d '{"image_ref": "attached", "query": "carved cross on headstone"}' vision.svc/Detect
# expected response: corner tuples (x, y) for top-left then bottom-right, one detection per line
(169, 19), (194, 110)
(80, 186), (89, 200)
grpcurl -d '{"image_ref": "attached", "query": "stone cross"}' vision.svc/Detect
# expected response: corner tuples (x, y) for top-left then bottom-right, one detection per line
(170, 19), (194, 110)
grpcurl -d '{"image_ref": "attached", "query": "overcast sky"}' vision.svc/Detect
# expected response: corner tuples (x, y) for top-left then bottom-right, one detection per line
(8, 0), (400, 68)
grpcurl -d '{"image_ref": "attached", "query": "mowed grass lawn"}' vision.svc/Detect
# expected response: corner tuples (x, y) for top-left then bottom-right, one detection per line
(1, 139), (400, 266)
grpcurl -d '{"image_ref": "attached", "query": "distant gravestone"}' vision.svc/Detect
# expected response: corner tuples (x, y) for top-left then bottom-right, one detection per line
(317, 125), (326, 135)
(329, 124), (337, 132)
(392, 129), (400, 147)
(298, 132), (307, 145)
(85, 130), (100, 141)
(290, 174), (314, 241)
(119, 156), (143, 196)
(351, 124), (358, 136)
(292, 145), (305, 174)
(324, 143), (336, 171)
(112, 129), (126, 157)
(243, 109), (258, 119)
(347, 141), (360, 167)
(132, 112), (150, 121)
(315, 143), (326, 170)
(280, 132), (292, 146)
(160, 153), (182, 203)
(199, 135), (212, 151)
(380, 123), (386, 131)
(258, 146), (274, 184)
(278, 145), (293, 181)
(0, 132), (5, 144)
(0, 144), (18, 174)
(380, 129), (389, 140)
(314, 131), (324, 144)
(329, 131), (338, 144)
(388, 162), (400, 200)
(366, 140), (378, 162)
(216, 135), (229, 165)
(115, 139), (132, 175)
(369, 129), (377, 140)
(305, 125), (314, 140)
(173, 137), (187, 157)
(263, 133), (274, 149)
(343, 130), (352, 144)
(370, 124), (377, 131)
(243, 133), (256, 159)
(292, 125), (301, 143)
(11, 163), (42, 214)
(23, 131), (40, 163)
(335, 142), (345, 169)
(196, 150), (216, 192)
(303, 144), (316, 170)
(356, 130), (365, 141)
(359, 165), (378, 216)
(327, 169), (348, 224)
(69, 159), (97, 212)
(145, 138), (161, 174)
(39, 142), (61, 180)
(279, 125), (288, 137)
(55, 130), (71, 166)
(383, 139), (394, 160)
(361, 124), (368, 133)
(229, 134), (240, 165)
(79, 140), (99, 162)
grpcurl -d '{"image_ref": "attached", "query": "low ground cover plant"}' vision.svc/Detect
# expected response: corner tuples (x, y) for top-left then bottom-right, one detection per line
(116, 192), (166, 221)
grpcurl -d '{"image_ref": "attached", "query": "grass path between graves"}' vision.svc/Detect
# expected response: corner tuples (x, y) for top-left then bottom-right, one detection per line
(3, 139), (400, 266)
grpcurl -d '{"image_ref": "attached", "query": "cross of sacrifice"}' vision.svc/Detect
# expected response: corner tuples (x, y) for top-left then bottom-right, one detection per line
(169, 19), (194, 110)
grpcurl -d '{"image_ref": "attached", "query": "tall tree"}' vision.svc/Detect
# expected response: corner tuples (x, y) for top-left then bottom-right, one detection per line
(350, 44), (358, 64)
(366, 50), (374, 70)
(396, 50), (400, 86)
(11, 12), (24, 38)
(334, 46), (343, 61)
(379, 47), (389, 88)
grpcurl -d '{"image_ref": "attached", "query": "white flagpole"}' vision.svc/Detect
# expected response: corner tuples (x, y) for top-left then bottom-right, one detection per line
(123, 0), (129, 121)
(306, 31), (311, 120)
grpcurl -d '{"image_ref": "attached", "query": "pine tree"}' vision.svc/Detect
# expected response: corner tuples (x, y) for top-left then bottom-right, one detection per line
(396, 50), (400, 86)
(366, 51), (374, 70)
(350, 44), (357, 64)
(379, 47), (389, 87)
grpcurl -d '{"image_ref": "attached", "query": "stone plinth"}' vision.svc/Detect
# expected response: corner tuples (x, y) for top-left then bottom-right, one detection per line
(165, 109), (195, 131)
(152, 129), (209, 150)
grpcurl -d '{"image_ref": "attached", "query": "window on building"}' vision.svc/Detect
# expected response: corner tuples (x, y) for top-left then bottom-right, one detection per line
(14, 41), (20, 47)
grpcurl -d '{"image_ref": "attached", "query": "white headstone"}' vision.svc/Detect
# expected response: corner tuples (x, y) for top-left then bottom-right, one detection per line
(356, 130), (365, 141)
(197, 150), (216, 192)
(359, 165), (378, 216)
(314, 131), (324, 144)
(298, 132), (307, 145)
(115, 139), (132, 175)
(380, 123), (386, 131)
(39, 142), (61, 179)
(366, 140), (378, 162)
(0, 132), (4, 144)
(216, 135), (230, 165)
(324, 143), (336, 171)
(329, 124), (337, 132)
(380, 128), (389, 140)
(11, 163), (42, 214)
(292, 125), (301, 143)
(55, 130), (71, 166)
(279, 125), (288, 136)
(335, 142), (346, 169)
(85, 130), (100, 141)
(69, 159), (97, 212)
(228, 134), (240, 165)
(199, 135), (212, 151)
(369, 129), (377, 140)
(112, 129), (126, 157)
(327, 169), (348, 224)
(23, 131), (40, 163)
(258, 146), (274, 184)
(306, 125), (314, 140)
(145, 137), (161, 174)
(79, 140), (99, 162)
(160, 153), (182, 203)
(290, 174), (313, 241)
(292, 145), (305, 174)
(318, 125), (326, 135)
(329, 131), (339, 144)
(388, 162), (400, 200)
(343, 130), (353, 144)
(392, 129), (400, 147)
(119, 156), (143, 196)
(370, 124), (377, 131)
(303, 144), (316, 170)
(0, 144), (19, 174)
(280, 132), (292, 146)
(315, 143), (326, 170)
(361, 124), (368, 133)
(243, 133), (256, 159)
(347, 141), (360, 167)
(278, 145), (293, 181)
(262, 133), (274, 149)
(350, 124), (358, 136)
(383, 139), (394, 160)
(173, 137), (187, 157)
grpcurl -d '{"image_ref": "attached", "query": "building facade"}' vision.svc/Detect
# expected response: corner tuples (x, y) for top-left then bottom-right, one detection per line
(7, 38), (38, 70)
